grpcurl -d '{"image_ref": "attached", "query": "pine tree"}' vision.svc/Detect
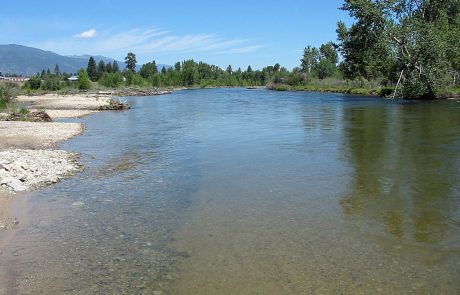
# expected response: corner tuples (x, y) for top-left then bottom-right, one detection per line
(105, 62), (113, 73)
(97, 60), (106, 80)
(87, 57), (97, 81)
(54, 64), (60, 76)
(174, 62), (181, 71)
(112, 61), (120, 73)
(226, 65), (233, 75)
(125, 52), (137, 72)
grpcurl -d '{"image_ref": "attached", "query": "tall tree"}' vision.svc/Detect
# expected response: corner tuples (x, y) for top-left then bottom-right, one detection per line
(226, 65), (233, 75)
(301, 46), (320, 74)
(54, 64), (60, 76)
(97, 60), (106, 80)
(105, 61), (113, 73)
(337, 0), (460, 98)
(87, 57), (97, 81)
(125, 52), (137, 72)
(139, 61), (158, 79)
(112, 61), (120, 73)
(174, 62), (181, 71)
(320, 42), (339, 64)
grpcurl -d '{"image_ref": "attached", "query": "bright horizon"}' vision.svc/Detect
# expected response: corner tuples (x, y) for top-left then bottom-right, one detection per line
(0, 0), (352, 70)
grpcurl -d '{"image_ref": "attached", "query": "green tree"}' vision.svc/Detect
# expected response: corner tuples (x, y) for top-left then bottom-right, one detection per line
(112, 61), (120, 73)
(97, 60), (106, 80)
(87, 57), (97, 81)
(161, 66), (167, 74)
(54, 64), (60, 76)
(301, 46), (320, 74)
(316, 59), (337, 79)
(174, 62), (181, 71)
(320, 42), (338, 64)
(182, 60), (198, 86)
(125, 52), (137, 72)
(42, 76), (61, 91)
(139, 61), (158, 79)
(99, 72), (123, 88)
(105, 62), (113, 73)
(226, 65), (233, 75)
(27, 76), (42, 90)
(152, 73), (161, 87)
(337, 0), (460, 98)
(78, 69), (91, 90)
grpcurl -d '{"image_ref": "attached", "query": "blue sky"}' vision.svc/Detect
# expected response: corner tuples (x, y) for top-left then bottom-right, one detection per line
(0, 0), (352, 70)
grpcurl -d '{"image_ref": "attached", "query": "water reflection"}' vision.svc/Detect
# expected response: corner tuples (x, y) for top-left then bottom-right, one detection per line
(341, 102), (460, 245)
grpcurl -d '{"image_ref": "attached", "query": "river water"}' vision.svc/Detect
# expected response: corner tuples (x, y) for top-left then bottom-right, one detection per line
(2, 88), (460, 294)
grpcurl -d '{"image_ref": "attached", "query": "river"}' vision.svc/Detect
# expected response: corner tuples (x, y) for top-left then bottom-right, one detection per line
(2, 88), (460, 294)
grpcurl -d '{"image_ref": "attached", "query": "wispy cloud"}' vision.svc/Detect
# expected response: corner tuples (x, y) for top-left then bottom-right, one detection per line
(32, 27), (263, 61)
(75, 29), (97, 38)
(222, 45), (265, 54)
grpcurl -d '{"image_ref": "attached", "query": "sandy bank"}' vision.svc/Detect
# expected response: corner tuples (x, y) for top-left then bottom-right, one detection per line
(0, 121), (83, 149)
(17, 93), (112, 110)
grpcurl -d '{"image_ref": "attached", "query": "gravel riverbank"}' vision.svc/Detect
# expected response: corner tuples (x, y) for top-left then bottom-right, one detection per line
(0, 93), (115, 195)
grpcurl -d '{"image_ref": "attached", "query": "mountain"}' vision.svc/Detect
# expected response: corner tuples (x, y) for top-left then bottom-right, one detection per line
(0, 44), (171, 76)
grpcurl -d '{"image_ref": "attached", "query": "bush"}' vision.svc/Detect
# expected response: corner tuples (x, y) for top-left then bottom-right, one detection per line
(78, 70), (91, 90)
(99, 72), (123, 88)
(124, 71), (145, 87)
(26, 76), (42, 90)
(0, 82), (18, 103)
(42, 77), (61, 91)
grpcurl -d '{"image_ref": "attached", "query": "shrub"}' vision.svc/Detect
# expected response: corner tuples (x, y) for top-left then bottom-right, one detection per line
(0, 82), (18, 103)
(124, 71), (145, 87)
(78, 70), (91, 90)
(99, 72), (123, 88)
(26, 76), (42, 90)
(42, 76), (61, 91)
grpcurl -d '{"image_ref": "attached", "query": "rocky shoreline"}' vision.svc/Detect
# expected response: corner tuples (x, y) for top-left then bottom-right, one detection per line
(0, 149), (82, 192)
(0, 89), (178, 196)
(0, 93), (123, 195)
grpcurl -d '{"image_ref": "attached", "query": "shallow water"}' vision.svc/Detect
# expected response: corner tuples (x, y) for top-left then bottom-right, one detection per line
(2, 88), (460, 294)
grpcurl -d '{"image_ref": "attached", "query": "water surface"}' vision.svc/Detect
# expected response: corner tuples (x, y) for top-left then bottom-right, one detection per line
(4, 89), (460, 294)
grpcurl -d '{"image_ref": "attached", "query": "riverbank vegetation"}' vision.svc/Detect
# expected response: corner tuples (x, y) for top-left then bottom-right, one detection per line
(0, 82), (20, 111)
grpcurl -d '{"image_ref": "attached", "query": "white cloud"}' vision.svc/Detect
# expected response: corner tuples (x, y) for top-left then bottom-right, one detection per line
(222, 45), (265, 54)
(75, 29), (97, 38)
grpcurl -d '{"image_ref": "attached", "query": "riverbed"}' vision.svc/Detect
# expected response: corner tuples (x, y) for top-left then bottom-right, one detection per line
(1, 88), (459, 294)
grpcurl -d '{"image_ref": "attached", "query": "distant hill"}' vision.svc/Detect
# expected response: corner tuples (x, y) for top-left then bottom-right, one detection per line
(0, 44), (171, 76)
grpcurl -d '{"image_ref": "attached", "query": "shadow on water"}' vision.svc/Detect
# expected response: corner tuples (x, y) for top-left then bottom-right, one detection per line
(340, 102), (460, 247)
